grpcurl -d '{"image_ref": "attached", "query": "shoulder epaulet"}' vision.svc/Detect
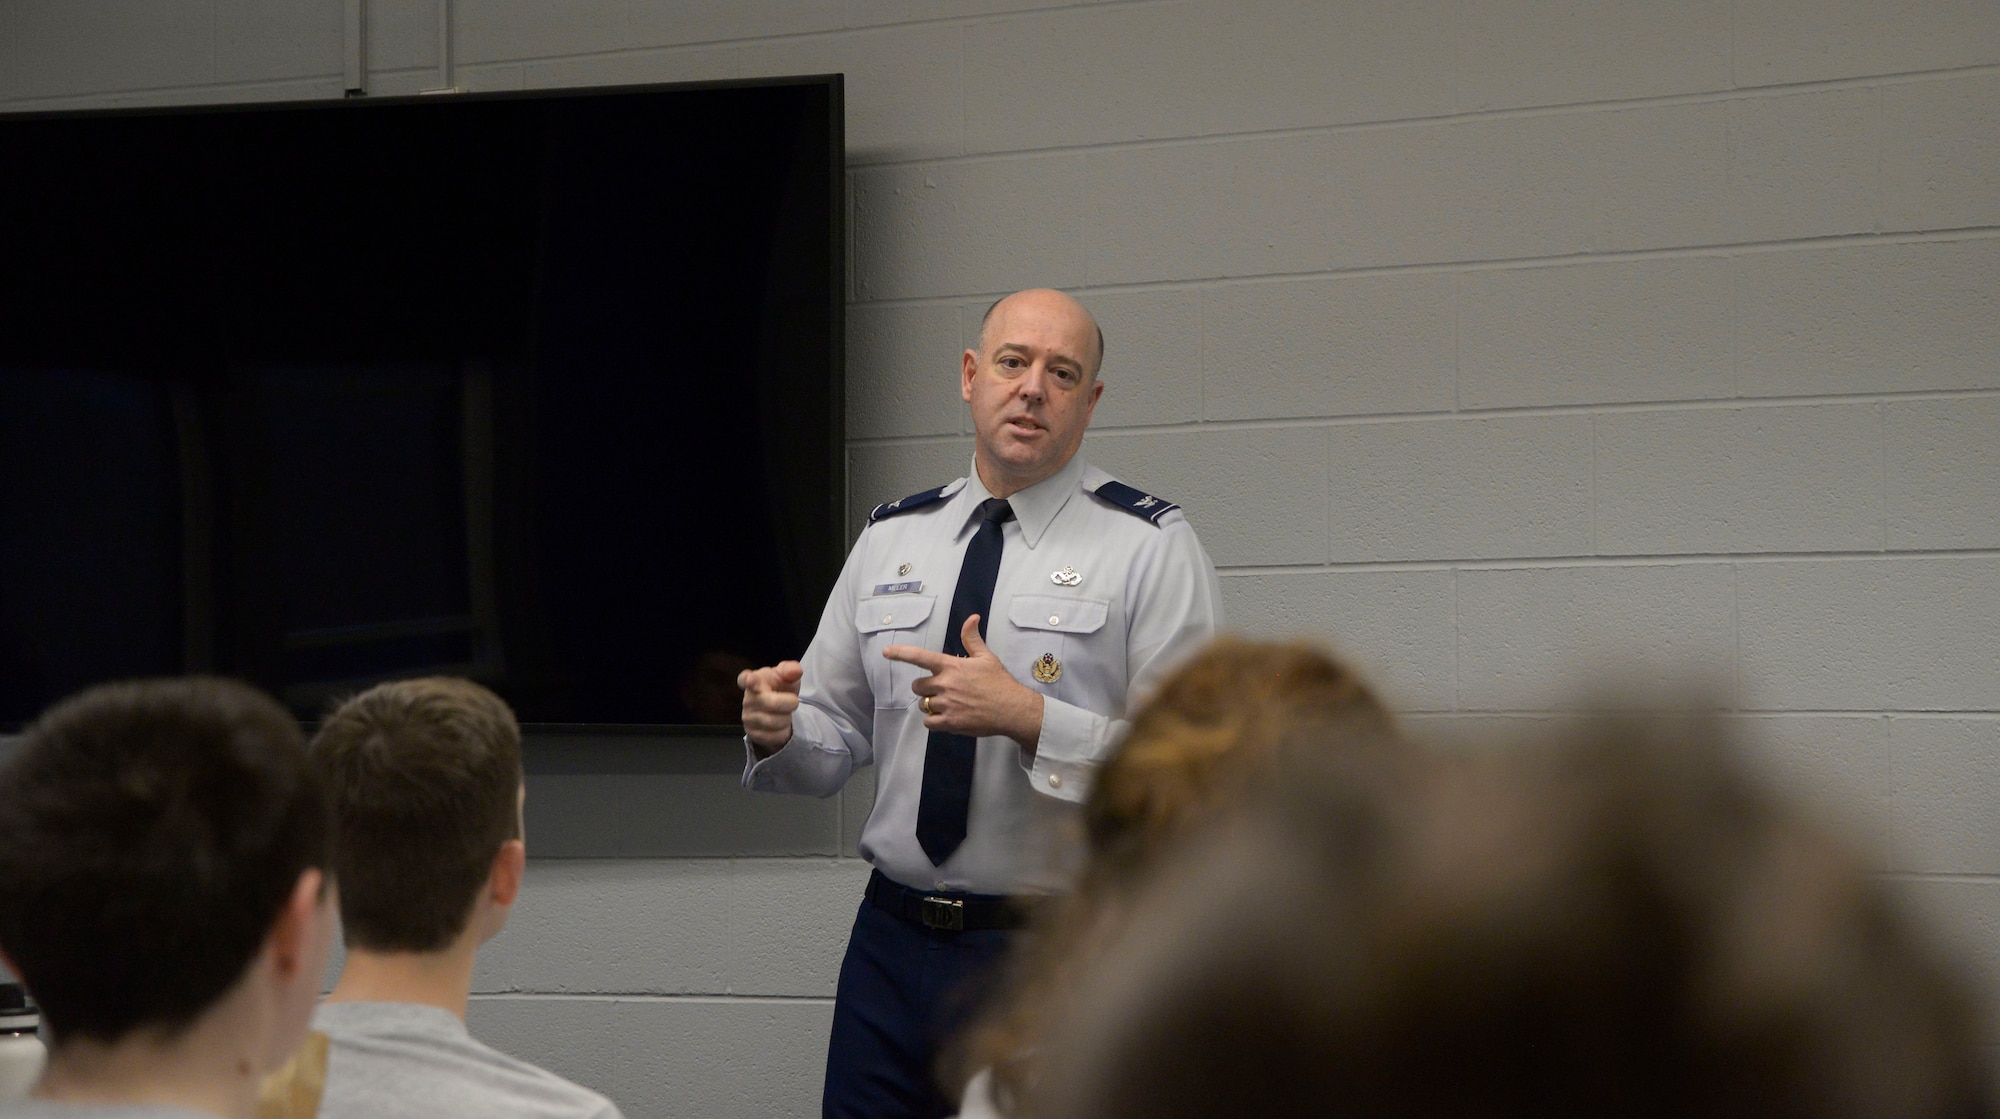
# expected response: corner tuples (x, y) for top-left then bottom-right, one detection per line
(1091, 479), (1181, 526)
(869, 483), (954, 523)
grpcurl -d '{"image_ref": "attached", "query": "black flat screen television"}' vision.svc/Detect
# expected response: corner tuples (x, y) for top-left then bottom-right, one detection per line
(0, 77), (845, 733)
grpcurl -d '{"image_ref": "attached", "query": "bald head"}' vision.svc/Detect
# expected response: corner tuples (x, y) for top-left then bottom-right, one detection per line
(979, 289), (1105, 378)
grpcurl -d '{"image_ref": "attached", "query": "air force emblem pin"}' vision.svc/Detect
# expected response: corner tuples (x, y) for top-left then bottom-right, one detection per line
(1032, 652), (1063, 684)
(1050, 566), (1081, 587)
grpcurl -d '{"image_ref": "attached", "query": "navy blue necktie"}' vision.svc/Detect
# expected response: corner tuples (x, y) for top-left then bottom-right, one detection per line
(916, 497), (1014, 866)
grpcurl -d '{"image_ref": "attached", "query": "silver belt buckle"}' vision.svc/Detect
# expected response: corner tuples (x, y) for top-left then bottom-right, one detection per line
(921, 896), (965, 931)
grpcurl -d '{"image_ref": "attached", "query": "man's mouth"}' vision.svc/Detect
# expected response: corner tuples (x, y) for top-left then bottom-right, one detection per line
(1004, 416), (1043, 434)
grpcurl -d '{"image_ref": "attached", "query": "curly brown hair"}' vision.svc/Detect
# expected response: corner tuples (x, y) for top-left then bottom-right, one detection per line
(945, 636), (1398, 1113)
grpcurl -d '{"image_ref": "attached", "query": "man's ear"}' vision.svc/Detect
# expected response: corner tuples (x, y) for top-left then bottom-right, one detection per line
(268, 868), (328, 978)
(489, 840), (526, 909)
(961, 349), (978, 403)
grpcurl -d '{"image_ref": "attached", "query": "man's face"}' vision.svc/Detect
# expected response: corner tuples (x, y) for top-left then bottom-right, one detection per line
(961, 290), (1104, 497)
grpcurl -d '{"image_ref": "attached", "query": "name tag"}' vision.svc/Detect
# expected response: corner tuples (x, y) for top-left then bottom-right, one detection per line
(872, 581), (923, 596)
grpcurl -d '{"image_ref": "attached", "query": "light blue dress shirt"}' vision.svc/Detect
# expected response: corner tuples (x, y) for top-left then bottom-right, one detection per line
(744, 455), (1222, 896)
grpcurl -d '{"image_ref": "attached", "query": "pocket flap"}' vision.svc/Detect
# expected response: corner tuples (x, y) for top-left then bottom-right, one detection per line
(1008, 594), (1108, 634)
(856, 594), (937, 634)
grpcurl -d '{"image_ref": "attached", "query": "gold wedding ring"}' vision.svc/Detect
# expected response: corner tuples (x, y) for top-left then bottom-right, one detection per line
(921, 696), (933, 715)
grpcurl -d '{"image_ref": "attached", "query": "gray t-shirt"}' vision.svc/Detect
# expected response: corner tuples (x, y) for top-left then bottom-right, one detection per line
(314, 1002), (622, 1119)
(0, 1106), (209, 1118)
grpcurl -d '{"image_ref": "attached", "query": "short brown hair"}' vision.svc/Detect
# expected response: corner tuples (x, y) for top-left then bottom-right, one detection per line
(309, 677), (522, 953)
(0, 678), (328, 1043)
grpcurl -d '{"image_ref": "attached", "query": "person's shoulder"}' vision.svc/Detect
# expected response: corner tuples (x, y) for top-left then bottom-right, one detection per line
(867, 476), (969, 525)
(0, 1105), (210, 1118)
(315, 1002), (620, 1119)
(1078, 463), (1185, 529)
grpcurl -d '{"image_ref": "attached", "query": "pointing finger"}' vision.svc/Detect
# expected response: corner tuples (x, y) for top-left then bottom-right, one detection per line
(882, 644), (952, 672)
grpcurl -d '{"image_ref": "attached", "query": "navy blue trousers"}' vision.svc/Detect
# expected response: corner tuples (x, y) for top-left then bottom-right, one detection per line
(822, 893), (1016, 1119)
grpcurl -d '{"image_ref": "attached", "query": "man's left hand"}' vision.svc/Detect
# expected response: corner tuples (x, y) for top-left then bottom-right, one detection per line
(882, 614), (1043, 753)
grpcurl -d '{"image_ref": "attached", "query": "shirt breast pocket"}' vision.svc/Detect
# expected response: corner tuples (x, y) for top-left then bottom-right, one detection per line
(1007, 594), (1109, 695)
(857, 593), (937, 708)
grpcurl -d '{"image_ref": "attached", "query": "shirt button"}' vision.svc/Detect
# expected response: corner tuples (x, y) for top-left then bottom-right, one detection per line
(1049, 615), (1060, 625)
(882, 614), (893, 624)
(1048, 773), (1062, 789)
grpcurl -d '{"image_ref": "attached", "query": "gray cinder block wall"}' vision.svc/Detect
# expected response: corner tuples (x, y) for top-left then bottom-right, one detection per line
(4, 1), (1998, 1114)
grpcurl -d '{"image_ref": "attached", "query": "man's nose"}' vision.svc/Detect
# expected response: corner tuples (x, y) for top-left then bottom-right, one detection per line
(1017, 363), (1048, 400)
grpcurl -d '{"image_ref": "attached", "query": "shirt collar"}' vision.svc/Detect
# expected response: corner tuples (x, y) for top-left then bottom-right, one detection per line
(953, 454), (1085, 550)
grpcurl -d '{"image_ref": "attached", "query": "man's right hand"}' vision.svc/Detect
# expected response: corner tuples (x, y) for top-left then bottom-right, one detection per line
(739, 661), (803, 758)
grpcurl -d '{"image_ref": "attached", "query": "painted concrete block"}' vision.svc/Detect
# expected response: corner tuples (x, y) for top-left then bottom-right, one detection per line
(1083, 133), (1342, 284)
(628, 0), (843, 49)
(1086, 426), (1329, 567)
(1188, 0), (1455, 134)
(724, 858), (874, 996)
(1320, 124), (1460, 270)
(1735, 239), (2000, 397)
(1587, 100), (1734, 251)
(1456, 563), (1737, 711)
(0, 15), (17, 102)
(214, 0), (341, 83)
(1220, 569), (1456, 712)
(1454, 0), (1731, 111)
(1326, 415), (1592, 563)
(469, 995), (833, 1119)
(519, 42), (743, 90)
(525, 771), (844, 858)
(1736, 713), (1892, 827)
(1733, 0), (2000, 86)
(365, 69), (446, 97)
(1458, 257), (1735, 408)
(854, 153), (1087, 301)
(1894, 877), (2000, 1025)
(624, 773), (845, 857)
(1445, 112), (1596, 262)
(847, 302), (967, 439)
(1881, 74), (2000, 233)
(363, 0), (439, 73)
(847, 0), (1077, 24)
(1594, 403), (1884, 555)
(1886, 397), (2000, 550)
(848, 440), (974, 542)
(7, 0), (214, 98)
(1891, 718), (2000, 875)
(735, 22), (963, 163)
(474, 860), (734, 994)
(1075, 288), (1203, 429)
(1727, 88), (1879, 243)
(454, 0), (630, 64)
(1737, 557), (2000, 711)
(456, 62), (526, 91)
(961, 1), (1205, 152)
(1201, 273), (1455, 421)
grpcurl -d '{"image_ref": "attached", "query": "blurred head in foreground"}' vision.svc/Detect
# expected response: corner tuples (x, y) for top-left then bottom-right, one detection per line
(1035, 713), (1994, 1119)
(951, 636), (1402, 1112)
(0, 678), (333, 1101)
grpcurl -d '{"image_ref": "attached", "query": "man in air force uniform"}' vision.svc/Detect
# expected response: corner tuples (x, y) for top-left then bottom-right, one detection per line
(739, 287), (1221, 1119)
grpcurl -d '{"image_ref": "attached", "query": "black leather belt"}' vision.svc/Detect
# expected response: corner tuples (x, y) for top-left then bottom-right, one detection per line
(865, 869), (1030, 932)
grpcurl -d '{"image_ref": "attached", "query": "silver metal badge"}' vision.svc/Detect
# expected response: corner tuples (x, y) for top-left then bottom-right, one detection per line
(1051, 566), (1081, 587)
(897, 562), (912, 576)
